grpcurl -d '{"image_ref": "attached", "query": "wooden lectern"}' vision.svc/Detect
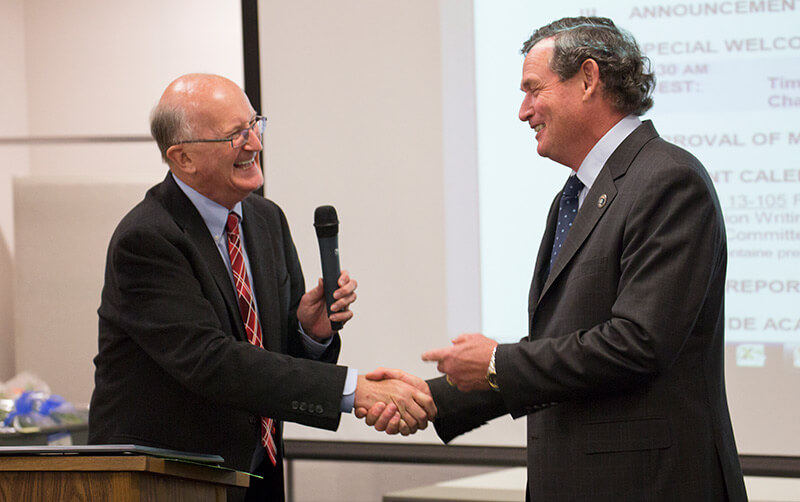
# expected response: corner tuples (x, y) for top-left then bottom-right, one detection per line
(0, 454), (250, 501)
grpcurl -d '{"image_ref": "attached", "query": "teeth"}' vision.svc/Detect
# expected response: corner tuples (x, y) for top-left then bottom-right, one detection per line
(534, 124), (544, 133)
(234, 159), (254, 168)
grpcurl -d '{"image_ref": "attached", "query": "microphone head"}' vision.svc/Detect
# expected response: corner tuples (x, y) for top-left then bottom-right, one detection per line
(314, 205), (339, 238)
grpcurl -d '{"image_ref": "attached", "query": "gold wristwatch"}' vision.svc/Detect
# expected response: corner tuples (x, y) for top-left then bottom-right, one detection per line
(486, 345), (499, 391)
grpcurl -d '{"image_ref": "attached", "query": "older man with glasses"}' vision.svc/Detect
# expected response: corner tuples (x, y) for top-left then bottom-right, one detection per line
(88, 73), (436, 502)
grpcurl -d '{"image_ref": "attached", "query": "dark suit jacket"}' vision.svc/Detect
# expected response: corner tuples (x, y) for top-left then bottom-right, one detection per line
(89, 174), (348, 476)
(430, 121), (747, 501)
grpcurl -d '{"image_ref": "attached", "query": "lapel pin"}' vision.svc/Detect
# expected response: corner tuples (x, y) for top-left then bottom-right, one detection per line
(597, 194), (607, 208)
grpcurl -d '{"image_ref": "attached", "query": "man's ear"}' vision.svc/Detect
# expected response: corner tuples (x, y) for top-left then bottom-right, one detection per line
(165, 145), (196, 175)
(580, 58), (601, 101)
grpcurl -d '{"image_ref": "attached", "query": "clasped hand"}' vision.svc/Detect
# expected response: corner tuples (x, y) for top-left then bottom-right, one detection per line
(354, 369), (436, 436)
(354, 334), (497, 436)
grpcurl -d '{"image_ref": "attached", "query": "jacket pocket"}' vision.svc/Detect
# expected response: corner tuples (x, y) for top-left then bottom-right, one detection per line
(583, 417), (672, 454)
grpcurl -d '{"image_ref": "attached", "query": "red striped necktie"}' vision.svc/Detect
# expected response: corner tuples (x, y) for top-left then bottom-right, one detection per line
(226, 211), (278, 466)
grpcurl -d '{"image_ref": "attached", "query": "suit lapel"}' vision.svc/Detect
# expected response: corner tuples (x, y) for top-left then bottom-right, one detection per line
(157, 174), (247, 341)
(241, 199), (282, 353)
(529, 194), (559, 310)
(532, 121), (658, 308)
(540, 170), (618, 298)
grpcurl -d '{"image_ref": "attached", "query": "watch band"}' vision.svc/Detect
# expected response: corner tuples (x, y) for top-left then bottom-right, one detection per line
(487, 345), (499, 391)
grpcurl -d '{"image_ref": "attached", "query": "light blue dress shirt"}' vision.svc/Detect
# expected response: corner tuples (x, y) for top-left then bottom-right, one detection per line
(171, 173), (357, 412)
(575, 115), (642, 208)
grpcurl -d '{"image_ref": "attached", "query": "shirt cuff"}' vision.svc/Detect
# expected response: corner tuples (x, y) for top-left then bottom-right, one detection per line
(298, 324), (333, 360)
(340, 368), (358, 413)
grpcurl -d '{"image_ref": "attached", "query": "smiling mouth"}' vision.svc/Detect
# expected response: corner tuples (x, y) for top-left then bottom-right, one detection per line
(534, 124), (544, 133)
(234, 157), (256, 169)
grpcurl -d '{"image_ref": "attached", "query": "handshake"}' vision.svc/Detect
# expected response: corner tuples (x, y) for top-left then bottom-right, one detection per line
(353, 368), (434, 436)
(352, 333), (499, 436)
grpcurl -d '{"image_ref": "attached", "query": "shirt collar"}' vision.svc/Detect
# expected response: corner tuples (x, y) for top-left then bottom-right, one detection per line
(171, 173), (243, 239)
(576, 114), (642, 190)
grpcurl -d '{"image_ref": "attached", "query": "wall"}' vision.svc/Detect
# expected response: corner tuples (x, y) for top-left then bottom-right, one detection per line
(2, 2), (495, 500)
(259, 1), (515, 499)
(2, 0), (244, 400)
(260, 0), (448, 389)
(0, 0), (29, 381)
(258, 0), (530, 450)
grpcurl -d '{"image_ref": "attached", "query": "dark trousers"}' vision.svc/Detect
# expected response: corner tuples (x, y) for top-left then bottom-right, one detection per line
(245, 441), (285, 502)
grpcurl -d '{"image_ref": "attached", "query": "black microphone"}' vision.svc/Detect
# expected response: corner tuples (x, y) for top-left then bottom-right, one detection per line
(314, 205), (344, 331)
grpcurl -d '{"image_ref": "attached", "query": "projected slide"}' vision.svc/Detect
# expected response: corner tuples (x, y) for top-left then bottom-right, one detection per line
(475, 0), (800, 363)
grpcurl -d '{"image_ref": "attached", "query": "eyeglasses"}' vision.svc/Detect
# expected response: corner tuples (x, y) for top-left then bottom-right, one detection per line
(174, 115), (267, 148)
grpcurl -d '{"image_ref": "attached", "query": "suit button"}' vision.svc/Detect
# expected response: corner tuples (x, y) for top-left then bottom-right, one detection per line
(291, 401), (299, 410)
(299, 402), (307, 411)
(315, 405), (324, 414)
(248, 415), (258, 425)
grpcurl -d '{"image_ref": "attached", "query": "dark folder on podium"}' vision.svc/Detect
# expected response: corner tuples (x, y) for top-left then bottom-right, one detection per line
(0, 444), (224, 464)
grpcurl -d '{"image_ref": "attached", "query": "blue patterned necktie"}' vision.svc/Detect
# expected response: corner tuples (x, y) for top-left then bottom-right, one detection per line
(549, 174), (584, 270)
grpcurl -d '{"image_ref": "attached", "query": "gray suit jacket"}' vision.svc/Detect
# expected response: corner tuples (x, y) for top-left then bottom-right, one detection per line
(431, 121), (747, 501)
(89, 174), (348, 475)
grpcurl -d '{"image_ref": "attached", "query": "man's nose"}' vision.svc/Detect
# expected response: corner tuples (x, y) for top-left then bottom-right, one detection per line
(246, 129), (263, 151)
(519, 95), (533, 122)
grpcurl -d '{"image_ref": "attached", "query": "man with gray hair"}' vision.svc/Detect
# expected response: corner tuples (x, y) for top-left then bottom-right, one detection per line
(89, 73), (435, 502)
(363, 17), (747, 501)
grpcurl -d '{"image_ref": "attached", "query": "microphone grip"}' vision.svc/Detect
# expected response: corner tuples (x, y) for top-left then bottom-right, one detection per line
(317, 235), (344, 331)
